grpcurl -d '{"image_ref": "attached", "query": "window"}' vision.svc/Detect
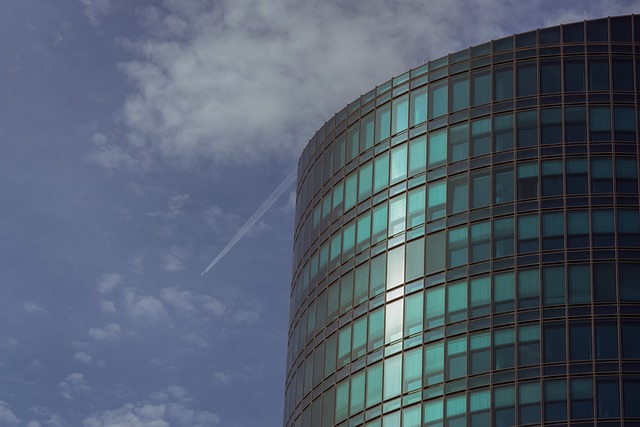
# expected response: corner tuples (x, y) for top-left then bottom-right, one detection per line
(448, 174), (468, 214)
(371, 202), (388, 245)
(333, 133), (346, 171)
(429, 80), (448, 119)
(384, 299), (403, 344)
(619, 210), (640, 247)
(568, 264), (590, 304)
(425, 286), (445, 328)
(541, 159), (562, 196)
(589, 58), (610, 91)
(470, 275), (491, 317)
(410, 87), (427, 126)
(470, 331), (491, 374)
(517, 162), (538, 199)
(426, 231), (445, 274)
(366, 361), (383, 407)
(471, 169), (491, 208)
(383, 354), (402, 400)
(344, 171), (357, 211)
(368, 307), (384, 351)
(622, 320), (640, 358)
(373, 152), (389, 194)
(388, 194), (406, 235)
(570, 378), (593, 420)
(493, 385), (515, 427)
(375, 104), (390, 143)
(427, 180), (446, 220)
(469, 389), (490, 427)
(450, 74), (469, 112)
(425, 341), (444, 385)
(543, 265), (565, 305)
(592, 209), (614, 247)
(567, 210), (589, 248)
(404, 290), (423, 335)
(493, 113), (514, 152)
(472, 69), (490, 106)
(403, 347), (422, 393)
(337, 324), (351, 368)
(350, 370), (365, 416)
(494, 271), (514, 313)
(358, 161), (373, 202)
(614, 107), (636, 142)
(424, 398), (444, 427)
(446, 281), (467, 323)
(590, 106), (611, 142)
(544, 322), (566, 362)
(518, 267), (540, 308)
(517, 110), (538, 147)
(446, 394), (466, 427)
(616, 156), (638, 193)
(332, 180), (344, 218)
(545, 380), (567, 422)
(587, 18), (608, 41)
(356, 211), (371, 253)
(446, 336), (467, 380)
(347, 124), (360, 162)
(448, 227), (468, 268)
(494, 328), (515, 370)
(361, 113), (374, 152)
(595, 320), (617, 359)
(565, 58), (585, 92)
(593, 262), (615, 302)
(354, 263), (369, 306)
(590, 157), (612, 193)
(408, 135), (426, 175)
(386, 245), (405, 290)
(494, 65), (514, 101)
(471, 118), (491, 157)
(407, 186), (426, 228)
(428, 128), (447, 168)
(540, 108), (562, 145)
(613, 58), (634, 91)
(370, 253), (386, 297)
(494, 217), (514, 257)
(517, 62), (537, 97)
(405, 238), (425, 282)
(519, 324), (540, 366)
(351, 316), (367, 359)
(335, 379), (349, 422)
(392, 94), (408, 134)
(566, 158), (588, 194)
(540, 59), (561, 94)
(449, 122), (468, 162)
(542, 212), (564, 250)
(470, 221), (491, 263)
(565, 106), (587, 143)
(494, 167), (514, 204)
(597, 379), (620, 418)
(519, 382), (541, 425)
(569, 321), (592, 361)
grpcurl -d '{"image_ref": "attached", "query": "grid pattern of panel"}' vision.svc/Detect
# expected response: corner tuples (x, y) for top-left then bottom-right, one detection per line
(285, 15), (640, 427)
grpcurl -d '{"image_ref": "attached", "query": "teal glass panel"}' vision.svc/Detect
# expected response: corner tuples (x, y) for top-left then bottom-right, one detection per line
(541, 108), (562, 145)
(493, 328), (515, 370)
(388, 194), (406, 236)
(447, 280), (467, 323)
(545, 379), (567, 422)
(596, 321), (618, 359)
(408, 136), (426, 175)
(568, 264), (590, 304)
(450, 74), (469, 111)
(567, 210), (588, 248)
(321, 387), (335, 427)
(354, 262), (369, 306)
(570, 378), (593, 419)
(470, 332), (491, 375)
(324, 333), (337, 377)
(327, 281), (339, 323)
(332, 180), (344, 218)
(347, 124), (359, 162)
(352, 315), (367, 359)
(589, 58), (610, 91)
(403, 347), (422, 392)
(334, 133), (346, 171)
(448, 174), (468, 214)
(386, 245), (405, 289)
(350, 370), (365, 415)
(540, 59), (561, 93)
(517, 61), (537, 97)
(356, 212), (371, 253)
(429, 80), (448, 119)
(519, 324), (540, 366)
(329, 232), (341, 271)
(518, 214), (539, 253)
(616, 157), (639, 193)
(385, 299), (403, 344)
(404, 290), (423, 336)
(614, 106), (636, 141)
(425, 230), (445, 274)
(337, 324), (351, 367)
(543, 265), (565, 305)
(373, 151), (389, 194)
(383, 354), (402, 400)
(318, 241), (329, 278)
(565, 106), (587, 143)
(493, 113), (514, 151)
(375, 105), (391, 143)
(470, 221), (491, 262)
(517, 110), (538, 147)
(342, 221), (355, 261)
(335, 379), (349, 422)
(403, 404), (421, 427)
(446, 394), (466, 425)
(472, 69), (490, 106)
(493, 217), (514, 257)
(424, 398), (443, 426)
(471, 170), (490, 208)
(392, 94), (409, 134)
(447, 226), (468, 268)
(428, 128), (447, 167)
(370, 253), (386, 297)
(405, 237), (425, 282)
(390, 143), (407, 183)
(449, 122), (468, 162)
(592, 209), (614, 247)
(366, 362), (383, 407)
(542, 211), (564, 250)
(494, 65), (514, 101)
(371, 203), (388, 244)
(590, 106), (611, 141)
(494, 271), (514, 313)
(407, 186), (426, 228)
(519, 382), (541, 424)
(517, 162), (538, 200)
(425, 286), (445, 328)
(344, 171), (357, 211)
(591, 157), (613, 193)
(425, 341), (444, 385)
(565, 58), (585, 92)
(518, 267), (539, 308)
(368, 307), (384, 351)
(410, 87), (427, 126)
(494, 167), (514, 204)
(470, 275), (490, 317)
(360, 113), (374, 153)
(358, 161), (373, 202)
(427, 180), (446, 220)
(469, 389), (490, 426)
(446, 336), (467, 380)
(471, 117), (490, 156)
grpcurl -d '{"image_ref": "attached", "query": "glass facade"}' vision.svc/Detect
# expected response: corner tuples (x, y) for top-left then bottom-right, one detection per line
(285, 15), (640, 427)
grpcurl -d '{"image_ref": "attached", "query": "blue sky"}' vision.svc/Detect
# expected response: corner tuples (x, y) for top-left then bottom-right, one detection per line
(0, 1), (638, 426)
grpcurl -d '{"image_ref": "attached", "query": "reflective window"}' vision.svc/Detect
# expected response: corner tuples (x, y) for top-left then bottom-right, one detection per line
(618, 211), (640, 248)
(589, 58), (610, 91)
(404, 289), (423, 335)
(450, 74), (469, 112)
(494, 65), (514, 101)
(390, 143), (407, 184)
(567, 210), (589, 248)
(566, 158), (588, 194)
(472, 69), (490, 106)
(494, 271), (514, 313)
(428, 128), (447, 168)
(494, 167), (514, 204)
(614, 106), (636, 142)
(410, 87), (427, 126)
(590, 157), (612, 193)
(595, 320), (617, 359)
(517, 110), (537, 148)
(471, 117), (491, 156)
(613, 58), (634, 91)
(361, 113), (375, 152)
(518, 214), (539, 253)
(592, 209), (614, 247)
(384, 299), (403, 344)
(368, 306), (384, 351)
(448, 226), (468, 268)
(469, 389), (490, 427)
(386, 245), (405, 289)
(448, 174), (468, 214)
(544, 322), (566, 362)
(593, 262), (615, 302)
(470, 275), (491, 317)
(403, 347), (422, 392)
(493, 385), (515, 427)
(540, 59), (561, 94)
(517, 162), (538, 199)
(471, 169), (491, 208)
(543, 265), (565, 306)
(518, 268), (539, 308)
(407, 186), (426, 228)
(429, 80), (448, 119)
(427, 180), (446, 220)
(446, 394), (466, 427)
(565, 106), (587, 143)
(408, 135), (426, 175)
(540, 108), (562, 145)
(519, 324), (540, 366)
(446, 336), (467, 380)
(449, 122), (468, 163)
(597, 379), (620, 418)
(375, 104), (390, 143)
(590, 106), (611, 142)
(425, 341), (444, 385)
(542, 211), (564, 251)
(373, 152), (389, 194)
(541, 159), (563, 196)
(446, 281), (467, 322)
(570, 378), (593, 420)
(470, 331), (491, 374)
(470, 221), (491, 263)
(564, 58), (585, 92)
(392, 95), (408, 135)
(405, 238), (424, 282)
(371, 203), (387, 244)
(622, 320), (640, 358)
(569, 321), (592, 361)
(545, 380), (567, 422)
(517, 61), (537, 97)
(383, 354), (402, 400)
(494, 217), (514, 257)
(568, 264), (590, 303)
(347, 124), (360, 162)
(493, 113), (514, 152)
(426, 231), (445, 275)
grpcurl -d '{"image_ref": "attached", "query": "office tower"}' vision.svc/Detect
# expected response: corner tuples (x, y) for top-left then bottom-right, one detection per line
(285, 15), (640, 427)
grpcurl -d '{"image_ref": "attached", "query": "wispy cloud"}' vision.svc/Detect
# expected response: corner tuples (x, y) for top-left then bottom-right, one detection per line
(80, 0), (111, 27)
(23, 302), (48, 314)
(0, 401), (20, 426)
(97, 273), (123, 294)
(58, 373), (91, 401)
(88, 323), (121, 341)
(124, 290), (168, 321)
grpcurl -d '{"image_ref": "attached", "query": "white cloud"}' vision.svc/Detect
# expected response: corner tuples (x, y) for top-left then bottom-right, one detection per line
(97, 273), (123, 294)
(82, 386), (219, 427)
(100, 300), (116, 313)
(58, 373), (90, 401)
(0, 338), (17, 348)
(162, 246), (186, 272)
(124, 290), (168, 321)
(80, 0), (111, 27)
(73, 352), (93, 364)
(88, 323), (121, 341)
(26, 421), (42, 427)
(159, 288), (195, 315)
(200, 296), (225, 317)
(0, 401), (20, 426)
(231, 309), (260, 324)
(24, 302), (48, 314)
(183, 333), (208, 348)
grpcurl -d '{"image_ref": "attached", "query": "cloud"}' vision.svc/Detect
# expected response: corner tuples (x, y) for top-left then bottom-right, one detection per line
(82, 386), (219, 427)
(73, 352), (93, 364)
(24, 302), (49, 314)
(231, 309), (260, 325)
(0, 338), (18, 348)
(146, 194), (190, 219)
(80, 0), (111, 27)
(159, 288), (195, 315)
(88, 323), (121, 341)
(162, 246), (186, 272)
(124, 290), (168, 321)
(0, 401), (20, 426)
(58, 373), (90, 401)
(100, 300), (116, 313)
(97, 273), (123, 294)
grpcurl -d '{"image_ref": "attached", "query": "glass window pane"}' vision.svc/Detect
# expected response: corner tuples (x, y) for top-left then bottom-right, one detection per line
(544, 322), (566, 362)
(565, 106), (587, 143)
(392, 95), (408, 134)
(470, 221), (491, 263)
(569, 321), (592, 361)
(471, 170), (491, 208)
(541, 108), (562, 145)
(447, 281), (467, 323)
(450, 74), (469, 112)
(494, 271), (514, 313)
(405, 238), (424, 282)
(613, 58), (634, 91)
(388, 194), (406, 236)
(518, 214), (539, 253)
(597, 379), (620, 418)
(614, 106), (636, 142)
(494, 217), (514, 257)
(403, 347), (422, 393)
(596, 321), (617, 359)
(542, 211), (564, 250)
(540, 59), (561, 94)
(383, 354), (402, 400)
(404, 290), (423, 336)
(545, 379), (567, 422)
(568, 264), (590, 304)
(375, 104), (390, 143)
(471, 117), (491, 156)
(494, 167), (514, 204)
(373, 152), (389, 194)
(518, 268), (539, 309)
(494, 65), (514, 101)
(570, 378), (593, 420)
(448, 175), (468, 214)
(589, 58), (610, 91)
(427, 180), (446, 220)
(407, 186), (426, 228)
(517, 110), (538, 148)
(385, 299), (403, 344)
(429, 80), (448, 119)
(543, 265), (565, 305)
(590, 106), (611, 141)
(361, 113), (374, 152)
(472, 69), (490, 106)
(517, 62), (537, 97)
(366, 361), (382, 407)
(517, 161), (538, 200)
(410, 87), (427, 126)
(428, 128), (447, 167)
(470, 276), (490, 317)
(449, 122), (468, 162)
(426, 231), (445, 275)
(390, 143), (407, 184)
(408, 136), (426, 175)
(493, 113), (514, 152)
(565, 58), (585, 92)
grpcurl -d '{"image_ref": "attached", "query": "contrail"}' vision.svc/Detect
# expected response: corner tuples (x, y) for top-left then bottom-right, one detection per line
(201, 169), (297, 276)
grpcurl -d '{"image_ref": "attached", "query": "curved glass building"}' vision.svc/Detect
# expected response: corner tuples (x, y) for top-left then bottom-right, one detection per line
(285, 15), (640, 427)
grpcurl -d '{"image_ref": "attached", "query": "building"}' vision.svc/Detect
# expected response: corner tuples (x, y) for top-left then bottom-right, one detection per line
(284, 15), (640, 427)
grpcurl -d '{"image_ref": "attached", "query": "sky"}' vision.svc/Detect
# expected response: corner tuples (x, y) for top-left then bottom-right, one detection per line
(0, 1), (639, 426)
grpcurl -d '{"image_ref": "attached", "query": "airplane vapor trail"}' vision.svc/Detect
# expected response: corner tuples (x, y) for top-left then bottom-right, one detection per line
(201, 169), (297, 276)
